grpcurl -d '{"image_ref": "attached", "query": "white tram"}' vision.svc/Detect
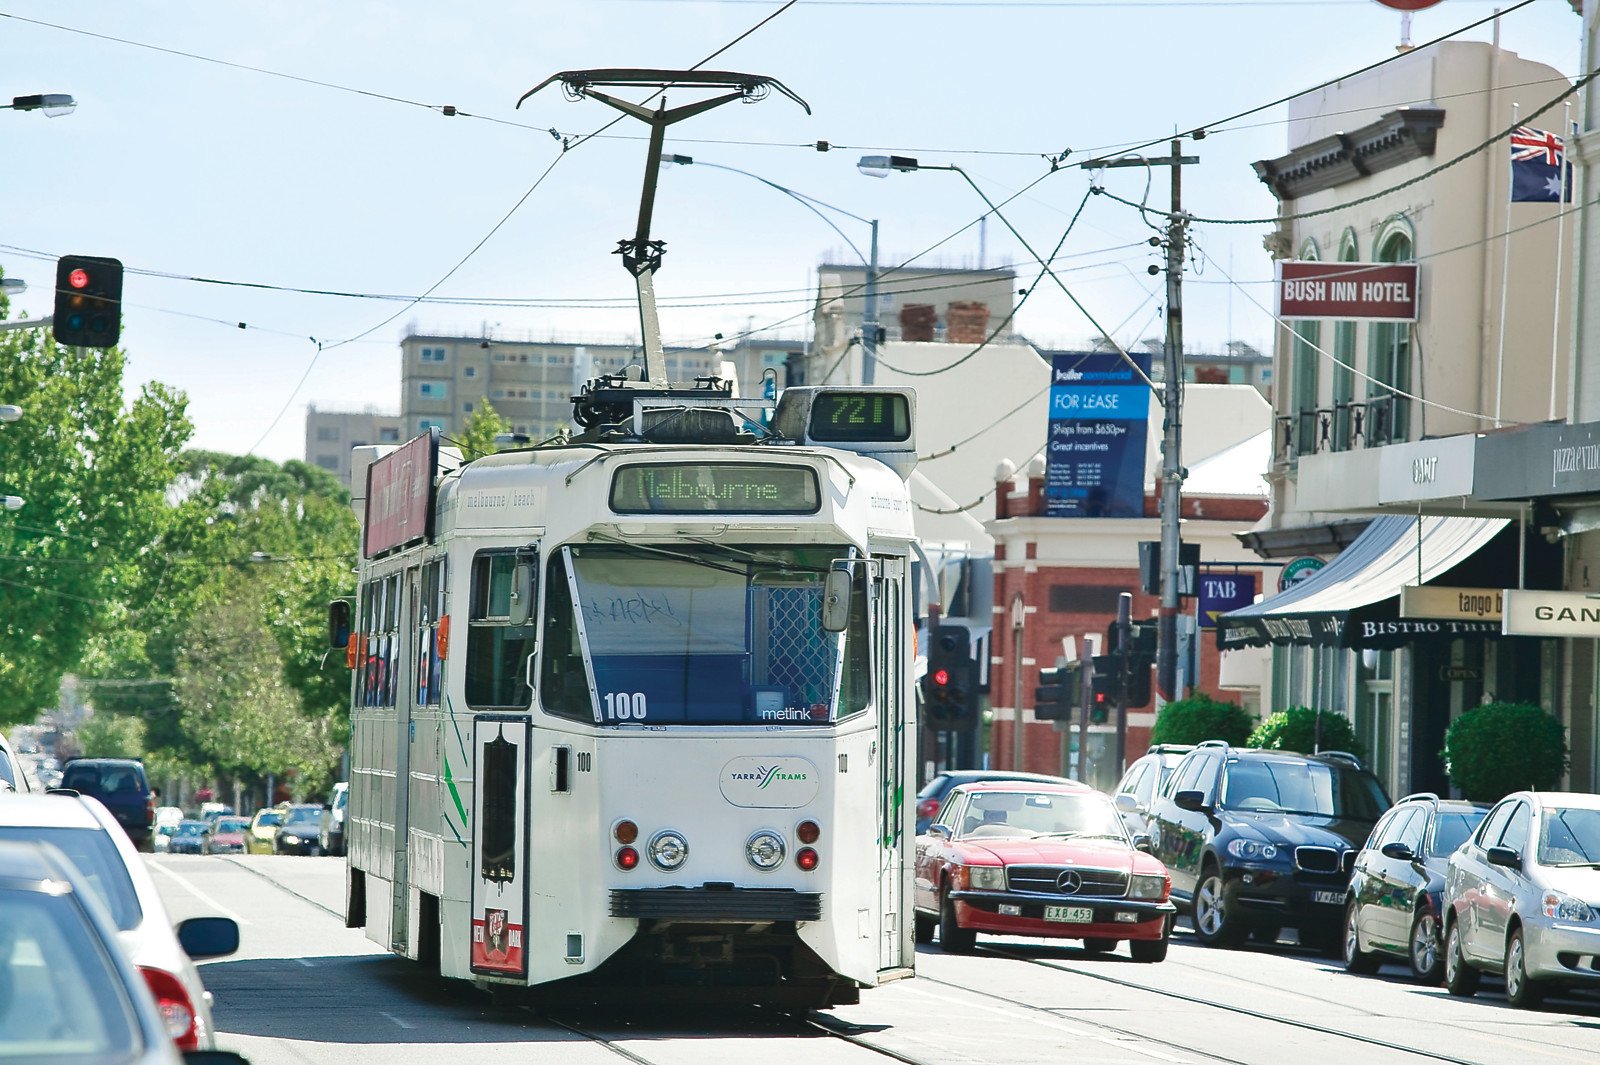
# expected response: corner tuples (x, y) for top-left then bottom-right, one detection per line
(336, 382), (921, 1007)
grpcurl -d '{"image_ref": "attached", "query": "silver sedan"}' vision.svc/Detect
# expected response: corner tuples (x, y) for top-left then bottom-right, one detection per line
(1443, 790), (1600, 1008)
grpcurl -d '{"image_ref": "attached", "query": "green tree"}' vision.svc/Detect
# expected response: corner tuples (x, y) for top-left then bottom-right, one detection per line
(1248, 706), (1364, 759)
(455, 400), (511, 460)
(0, 307), (192, 723)
(1149, 692), (1255, 747)
(1444, 702), (1568, 802)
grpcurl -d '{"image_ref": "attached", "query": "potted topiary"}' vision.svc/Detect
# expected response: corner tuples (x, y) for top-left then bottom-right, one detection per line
(1149, 692), (1255, 747)
(1248, 706), (1364, 760)
(1442, 702), (1568, 803)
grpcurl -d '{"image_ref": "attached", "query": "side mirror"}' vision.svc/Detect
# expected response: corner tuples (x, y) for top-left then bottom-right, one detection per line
(1380, 841), (1416, 862)
(1174, 790), (1208, 813)
(927, 823), (952, 840)
(1486, 845), (1522, 869)
(327, 599), (352, 650)
(821, 569), (852, 633)
(509, 547), (538, 627)
(1132, 833), (1154, 854)
(177, 916), (240, 960)
(1114, 793), (1140, 814)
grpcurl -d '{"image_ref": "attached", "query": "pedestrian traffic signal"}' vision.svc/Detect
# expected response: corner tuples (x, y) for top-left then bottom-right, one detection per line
(923, 623), (978, 730)
(53, 254), (123, 348)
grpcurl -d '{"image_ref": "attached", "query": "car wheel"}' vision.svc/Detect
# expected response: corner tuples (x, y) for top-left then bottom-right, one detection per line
(914, 911), (936, 945)
(1444, 920), (1478, 997)
(1130, 918), (1171, 963)
(1409, 906), (1444, 985)
(1192, 867), (1247, 948)
(939, 890), (976, 954)
(1082, 938), (1117, 953)
(1505, 927), (1544, 1009)
(1342, 903), (1382, 974)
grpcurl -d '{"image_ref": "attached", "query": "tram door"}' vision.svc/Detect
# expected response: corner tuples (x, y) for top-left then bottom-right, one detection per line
(875, 559), (910, 971)
(389, 566), (420, 955)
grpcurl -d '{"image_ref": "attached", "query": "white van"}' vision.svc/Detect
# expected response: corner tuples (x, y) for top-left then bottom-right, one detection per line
(319, 782), (348, 856)
(0, 733), (30, 793)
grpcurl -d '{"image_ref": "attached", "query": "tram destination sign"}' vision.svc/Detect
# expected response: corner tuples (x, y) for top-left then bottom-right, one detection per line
(1277, 261), (1419, 322)
(1044, 350), (1152, 518)
(610, 463), (821, 514)
(363, 428), (438, 559)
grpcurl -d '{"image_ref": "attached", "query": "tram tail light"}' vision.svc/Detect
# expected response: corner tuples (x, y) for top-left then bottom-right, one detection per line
(796, 847), (819, 871)
(796, 820), (820, 844)
(139, 966), (198, 1050)
(616, 846), (640, 870)
(614, 820), (639, 844)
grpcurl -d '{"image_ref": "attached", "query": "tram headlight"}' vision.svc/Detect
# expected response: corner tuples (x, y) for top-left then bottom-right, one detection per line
(746, 831), (786, 870)
(648, 830), (689, 871)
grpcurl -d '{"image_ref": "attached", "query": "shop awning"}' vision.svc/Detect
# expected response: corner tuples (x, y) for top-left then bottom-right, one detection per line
(1217, 515), (1508, 650)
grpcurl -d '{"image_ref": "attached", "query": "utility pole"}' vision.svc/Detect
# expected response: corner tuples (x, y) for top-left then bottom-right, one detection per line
(1113, 592), (1132, 772)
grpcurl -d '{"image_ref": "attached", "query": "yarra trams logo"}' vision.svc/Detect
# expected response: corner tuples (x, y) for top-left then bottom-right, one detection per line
(720, 756), (820, 808)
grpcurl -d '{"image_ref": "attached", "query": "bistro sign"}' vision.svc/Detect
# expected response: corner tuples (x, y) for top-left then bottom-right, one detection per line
(1502, 589), (1600, 637)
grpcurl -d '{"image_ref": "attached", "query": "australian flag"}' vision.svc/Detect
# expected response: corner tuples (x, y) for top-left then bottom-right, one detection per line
(1511, 125), (1572, 203)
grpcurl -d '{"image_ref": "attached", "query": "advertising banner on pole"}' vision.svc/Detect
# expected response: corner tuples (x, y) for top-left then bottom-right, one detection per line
(1044, 351), (1152, 518)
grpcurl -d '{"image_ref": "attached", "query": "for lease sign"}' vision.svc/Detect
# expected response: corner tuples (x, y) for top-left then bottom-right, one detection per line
(1278, 261), (1419, 322)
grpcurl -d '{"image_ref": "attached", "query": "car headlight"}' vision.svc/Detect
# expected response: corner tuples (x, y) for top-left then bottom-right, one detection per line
(1543, 890), (1596, 922)
(283, 834), (301, 845)
(1226, 839), (1279, 861)
(968, 866), (1007, 891)
(1128, 873), (1168, 900)
(648, 830), (689, 871)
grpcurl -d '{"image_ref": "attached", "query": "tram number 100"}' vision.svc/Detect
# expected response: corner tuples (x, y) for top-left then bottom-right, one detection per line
(603, 692), (649, 721)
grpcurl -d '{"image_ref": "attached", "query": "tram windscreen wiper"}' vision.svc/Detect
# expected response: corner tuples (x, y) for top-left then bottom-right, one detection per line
(683, 537), (834, 573)
(585, 535), (749, 577)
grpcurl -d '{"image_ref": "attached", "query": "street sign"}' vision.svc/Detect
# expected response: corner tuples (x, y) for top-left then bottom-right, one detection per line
(1198, 571), (1257, 629)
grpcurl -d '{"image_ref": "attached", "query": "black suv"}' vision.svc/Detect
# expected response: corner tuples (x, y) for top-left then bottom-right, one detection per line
(1147, 742), (1390, 951)
(58, 757), (156, 852)
(1343, 792), (1488, 982)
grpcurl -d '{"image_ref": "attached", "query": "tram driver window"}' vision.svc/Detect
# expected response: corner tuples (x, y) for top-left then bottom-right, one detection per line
(540, 552), (590, 720)
(466, 550), (540, 709)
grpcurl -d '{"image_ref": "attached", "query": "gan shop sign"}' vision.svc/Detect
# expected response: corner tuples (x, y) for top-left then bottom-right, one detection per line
(1278, 261), (1419, 322)
(1502, 589), (1600, 637)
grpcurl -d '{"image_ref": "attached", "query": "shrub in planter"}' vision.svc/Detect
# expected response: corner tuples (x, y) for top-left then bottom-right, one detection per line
(1247, 706), (1364, 760)
(1443, 702), (1567, 803)
(1149, 693), (1255, 747)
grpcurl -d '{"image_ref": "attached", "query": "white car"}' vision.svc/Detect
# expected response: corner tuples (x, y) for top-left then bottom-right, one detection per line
(0, 730), (30, 792)
(0, 793), (239, 1050)
(153, 806), (185, 853)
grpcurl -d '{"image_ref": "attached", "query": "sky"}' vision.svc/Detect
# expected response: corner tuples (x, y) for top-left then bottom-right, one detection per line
(0, 0), (1582, 462)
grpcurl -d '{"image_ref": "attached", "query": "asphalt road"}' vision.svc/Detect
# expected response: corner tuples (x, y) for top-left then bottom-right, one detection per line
(149, 854), (1600, 1065)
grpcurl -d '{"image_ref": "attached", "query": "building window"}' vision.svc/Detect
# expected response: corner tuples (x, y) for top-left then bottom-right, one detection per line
(419, 381), (449, 400)
(379, 427), (401, 442)
(493, 353), (507, 363)
(463, 402), (475, 414)
(464, 366), (477, 378)
(316, 455), (339, 470)
(419, 419), (444, 431)
(316, 426), (339, 441)
(1292, 321), (1321, 455)
(1048, 584), (1121, 613)
(420, 346), (447, 362)
(1367, 225), (1413, 445)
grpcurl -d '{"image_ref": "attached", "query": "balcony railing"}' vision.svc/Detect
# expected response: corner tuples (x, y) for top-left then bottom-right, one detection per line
(1276, 397), (1404, 463)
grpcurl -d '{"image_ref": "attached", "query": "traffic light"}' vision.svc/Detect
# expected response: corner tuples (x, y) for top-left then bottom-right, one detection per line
(53, 254), (123, 348)
(1125, 620), (1157, 708)
(1033, 665), (1076, 722)
(1089, 654), (1120, 724)
(922, 623), (978, 730)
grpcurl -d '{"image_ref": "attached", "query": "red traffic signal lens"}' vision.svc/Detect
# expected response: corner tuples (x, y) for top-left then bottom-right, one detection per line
(68, 267), (89, 289)
(932, 668), (950, 686)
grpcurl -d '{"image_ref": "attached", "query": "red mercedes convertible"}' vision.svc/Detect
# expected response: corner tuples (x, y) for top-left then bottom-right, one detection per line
(914, 780), (1175, 961)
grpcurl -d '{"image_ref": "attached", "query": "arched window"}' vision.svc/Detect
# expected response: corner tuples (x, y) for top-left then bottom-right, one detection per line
(1292, 239), (1322, 455)
(1332, 229), (1359, 450)
(1367, 222), (1414, 443)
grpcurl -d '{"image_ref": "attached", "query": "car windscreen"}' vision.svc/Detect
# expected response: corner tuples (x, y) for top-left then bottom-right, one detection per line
(0, 888), (142, 1060)
(1538, 805), (1600, 866)
(957, 792), (1125, 840)
(1221, 760), (1387, 820)
(255, 811), (284, 827)
(0, 827), (141, 930)
(215, 818), (250, 833)
(285, 807), (321, 826)
(175, 822), (207, 837)
(1430, 809), (1488, 856)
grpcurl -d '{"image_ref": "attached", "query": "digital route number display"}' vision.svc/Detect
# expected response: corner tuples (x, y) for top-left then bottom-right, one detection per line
(610, 463), (821, 514)
(807, 391), (910, 442)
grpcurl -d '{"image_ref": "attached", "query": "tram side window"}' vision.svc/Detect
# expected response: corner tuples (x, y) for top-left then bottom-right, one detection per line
(358, 574), (401, 709)
(540, 551), (590, 720)
(415, 559), (447, 708)
(466, 551), (539, 709)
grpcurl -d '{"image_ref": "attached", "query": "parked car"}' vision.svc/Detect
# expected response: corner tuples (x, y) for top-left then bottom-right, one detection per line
(60, 757), (156, 851)
(913, 780), (1175, 961)
(0, 839), (250, 1065)
(1147, 741), (1391, 951)
(320, 782), (348, 857)
(1443, 790), (1600, 1008)
(168, 820), (210, 856)
(246, 807), (285, 854)
(1343, 792), (1489, 982)
(206, 816), (251, 855)
(915, 769), (1078, 834)
(0, 794), (240, 1050)
(275, 803), (327, 855)
(152, 806), (185, 853)
(0, 730), (30, 793)
(1112, 744), (1194, 836)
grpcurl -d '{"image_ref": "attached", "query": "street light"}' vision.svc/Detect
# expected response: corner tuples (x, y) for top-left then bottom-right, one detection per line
(664, 154), (881, 384)
(8, 94), (76, 118)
